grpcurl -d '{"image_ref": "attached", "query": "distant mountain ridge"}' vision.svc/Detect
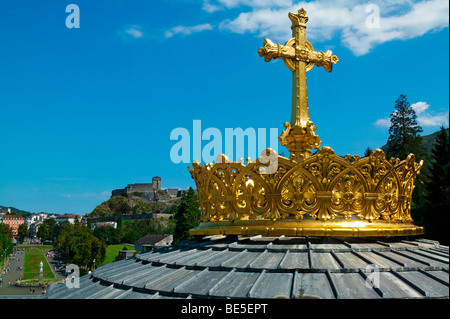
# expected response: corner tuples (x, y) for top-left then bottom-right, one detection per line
(380, 128), (449, 154)
(0, 205), (32, 215)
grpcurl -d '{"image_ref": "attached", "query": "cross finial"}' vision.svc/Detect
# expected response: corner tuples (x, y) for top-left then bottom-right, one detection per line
(257, 8), (339, 162)
(290, 8), (308, 26)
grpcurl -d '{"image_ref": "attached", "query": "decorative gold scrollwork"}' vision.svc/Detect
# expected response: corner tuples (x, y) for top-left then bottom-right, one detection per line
(188, 148), (423, 227)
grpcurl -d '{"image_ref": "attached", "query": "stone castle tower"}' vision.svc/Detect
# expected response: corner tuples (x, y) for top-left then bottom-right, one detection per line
(152, 176), (161, 191)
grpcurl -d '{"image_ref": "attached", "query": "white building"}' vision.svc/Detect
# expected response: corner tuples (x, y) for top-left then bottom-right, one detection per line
(55, 214), (81, 224)
(90, 221), (117, 230)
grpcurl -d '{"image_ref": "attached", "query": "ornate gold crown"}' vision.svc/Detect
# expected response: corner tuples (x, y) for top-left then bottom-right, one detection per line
(188, 9), (424, 237)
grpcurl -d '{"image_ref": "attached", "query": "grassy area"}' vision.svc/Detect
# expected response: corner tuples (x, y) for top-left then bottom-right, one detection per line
(22, 249), (55, 281)
(100, 244), (134, 266)
(15, 244), (131, 275)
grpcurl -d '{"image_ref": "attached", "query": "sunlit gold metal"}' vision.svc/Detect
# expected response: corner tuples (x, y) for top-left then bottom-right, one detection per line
(189, 148), (424, 237)
(257, 8), (338, 161)
(188, 8), (425, 237)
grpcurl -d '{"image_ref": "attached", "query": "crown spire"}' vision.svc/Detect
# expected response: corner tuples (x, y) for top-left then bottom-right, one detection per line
(257, 8), (339, 162)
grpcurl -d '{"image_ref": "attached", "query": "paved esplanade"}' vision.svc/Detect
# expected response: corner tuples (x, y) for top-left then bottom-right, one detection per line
(0, 247), (64, 296)
(0, 249), (42, 295)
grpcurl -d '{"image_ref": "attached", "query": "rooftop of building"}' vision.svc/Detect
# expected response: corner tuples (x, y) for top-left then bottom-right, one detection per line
(42, 235), (449, 299)
(2, 214), (25, 219)
(55, 214), (81, 219)
(133, 234), (173, 246)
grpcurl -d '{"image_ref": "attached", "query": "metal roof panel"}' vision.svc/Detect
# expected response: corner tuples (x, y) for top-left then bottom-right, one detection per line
(293, 272), (336, 299)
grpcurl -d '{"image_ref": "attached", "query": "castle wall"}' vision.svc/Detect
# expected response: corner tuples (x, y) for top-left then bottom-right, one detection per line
(111, 177), (186, 201)
(127, 183), (155, 194)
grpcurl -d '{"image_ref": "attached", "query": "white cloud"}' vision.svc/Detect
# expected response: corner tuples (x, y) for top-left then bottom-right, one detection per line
(342, 0), (449, 55)
(165, 23), (213, 38)
(219, 8), (291, 37)
(118, 25), (145, 41)
(411, 101), (430, 114)
(375, 101), (449, 128)
(411, 101), (449, 127)
(202, 0), (222, 12)
(124, 26), (144, 38)
(374, 117), (391, 128)
(216, 0), (293, 9)
(208, 0), (449, 56)
(417, 112), (449, 127)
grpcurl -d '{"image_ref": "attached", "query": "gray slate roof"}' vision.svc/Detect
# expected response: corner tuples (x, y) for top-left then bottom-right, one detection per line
(45, 236), (449, 299)
(134, 234), (172, 246)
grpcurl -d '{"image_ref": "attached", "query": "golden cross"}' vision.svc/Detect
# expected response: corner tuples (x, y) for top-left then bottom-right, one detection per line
(258, 8), (338, 127)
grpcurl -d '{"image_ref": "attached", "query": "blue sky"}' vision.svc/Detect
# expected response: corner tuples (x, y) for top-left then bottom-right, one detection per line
(0, 0), (448, 215)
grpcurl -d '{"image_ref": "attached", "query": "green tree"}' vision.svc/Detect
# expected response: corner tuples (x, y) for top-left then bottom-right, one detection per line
(39, 218), (61, 242)
(55, 222), (106, 273)
(0, 233), (14, 260)
(74, 237), (105, 271)
(116, 214), (123, 228)
(386, 94), (430, 208)
(132, 201), (150, 214)
(428, 127), (449, 203)
(0, 224), (13, 268)
(364, 147), (373, 157)
(165, 203), (179, 214)
(55, 223), (82, 261)
(37, 223), (50, 242)
(387, 94), (427, 160)
(121, 228), (141, 243)
(93, 226), (122, 245)
(0, 223), (12, 240)
(17, 224), (29, 243)
(120, 216), (175, 244)
(173, 187), (201, 243)
(423, 127), (449, 244)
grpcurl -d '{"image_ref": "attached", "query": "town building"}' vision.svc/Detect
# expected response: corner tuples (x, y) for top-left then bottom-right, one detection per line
(133, 234), (173, 253)
(1, 214), (25, 237)
(28, 221), (42, 239)
(55, 214), (81, 224)
(25, 212), (47, 227)
(90, 221), (117, 230)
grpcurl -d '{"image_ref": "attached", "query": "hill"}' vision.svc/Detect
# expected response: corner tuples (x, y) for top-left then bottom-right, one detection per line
(88, 195), (178, 219)
(0, 205), (32, 216)
(380, 128), (449, 155)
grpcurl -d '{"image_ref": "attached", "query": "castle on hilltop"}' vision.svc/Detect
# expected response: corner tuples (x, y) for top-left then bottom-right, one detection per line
(111, 176), (184, 202)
